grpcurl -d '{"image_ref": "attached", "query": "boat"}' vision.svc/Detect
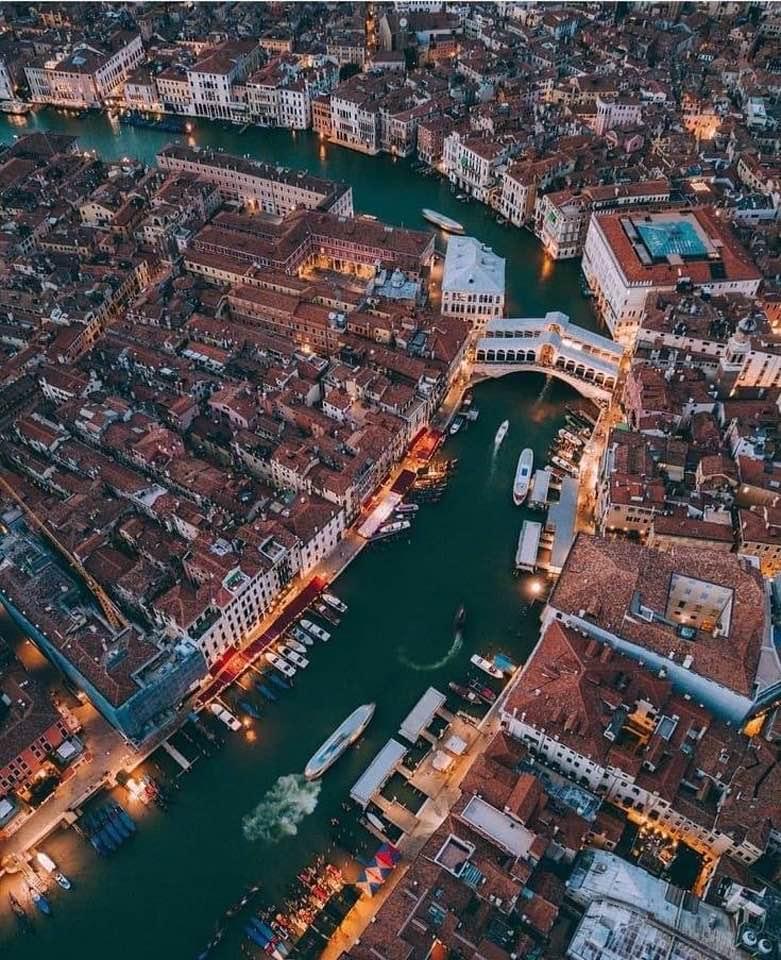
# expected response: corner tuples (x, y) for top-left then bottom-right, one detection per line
(266, 670), (292, 691)
(558, 428), (584, 447)
(470, 654), (504, 679)
(512, 448), (534, 505)
(113, 805), (136, 834)
(264, 651), (296, 677)
(453, 603), (466, 630)
(255, 681), (279, 703)
(421, 208), (464, 234)
(237, 698), (263, 720)
(29, 885), (51, 916)
(494, 420), (509, 447)
(290, 624), (314, 646)
(284, 637), (308, 655)
(448, 681), (479, 704)
(208, 702), (243, 731)
(395, 503), (419, 515)
(9, 892), (30, 928)
(468, 678), (496, 704)
(246, 924), (269, 947)
(377, 519), (411, 537)
(254, 918), (289, 957)
(277, 644), (309, 669)
(314, 601), (340, 624)
(300, 619), (331, 642)
(449, 416), (463, 436)
(102, 817), (126, 846)
(551, 454), (578, 476)
(493, 653), (517, 675)
(323, 592), (348, 614)
(304, 703), (375, 780)
(366, 811), (387, 832)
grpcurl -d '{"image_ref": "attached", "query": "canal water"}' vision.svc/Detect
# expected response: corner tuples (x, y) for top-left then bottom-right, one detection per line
(0, 110), (596, 326)
(2, 374), (578, 958)
(0, 111), (591, 957)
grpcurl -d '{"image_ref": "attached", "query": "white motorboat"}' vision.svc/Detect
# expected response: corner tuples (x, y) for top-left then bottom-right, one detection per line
(323, 592), (348, 614)
(285, 637), (308, 654)
(421, 208), (465, 233)
(376, 519), (411, 537)
(449, 416), (463, 436)
(513, 448), (534, 506)
(208, 702), (242, 731)
(300, 619), (331, 642)
(304, 704), (376, 780)
(277, 644), (309, 669)
(494, 420), (509, 447)
(264, 650), (296, 677)
(290, 624), (314, 646)
(470, 654), (504, 679)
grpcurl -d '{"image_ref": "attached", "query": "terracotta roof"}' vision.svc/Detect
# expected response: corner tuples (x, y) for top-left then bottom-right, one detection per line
(548, 534), (766, 696)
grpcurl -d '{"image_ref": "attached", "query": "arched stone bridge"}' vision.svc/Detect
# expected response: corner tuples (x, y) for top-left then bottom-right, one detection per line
(472, 311), (624, 401)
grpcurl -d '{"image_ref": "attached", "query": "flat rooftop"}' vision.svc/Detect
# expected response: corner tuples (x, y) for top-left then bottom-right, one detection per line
(399, 686), (447, 744)
(460, 795), (536, 859)
(350, 738), (407, 808)
(568, 850), (742, 960)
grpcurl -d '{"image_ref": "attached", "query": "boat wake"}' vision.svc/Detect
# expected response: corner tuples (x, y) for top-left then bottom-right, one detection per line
(532, 374), (553, 409)
(242, 774), (321, 844)
(399, 630), (463, 672)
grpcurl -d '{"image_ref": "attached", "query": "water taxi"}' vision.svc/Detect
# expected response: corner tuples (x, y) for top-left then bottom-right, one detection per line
(209, 702), (242, 732)
(373, 519), (411, 540)
(290, 624), (314, 646)
(470, 654), (503, 679)
(264, 650), (296, 677)
(300, 619), (331, 642)
(323, 592), (348, 614)
(284, 637), (308, 655)
(304, 703), (376, 780)
(448, 681), (480, 704)
(513, 448), (534, 505)
(421, 208), (465, 234)
(277, 644), (309, 670)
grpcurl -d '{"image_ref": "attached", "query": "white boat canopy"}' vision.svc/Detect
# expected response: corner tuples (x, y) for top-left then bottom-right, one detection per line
(398, 686), (447, 744)
(350, 738), (407, 809)
(547, 476), (579, 574)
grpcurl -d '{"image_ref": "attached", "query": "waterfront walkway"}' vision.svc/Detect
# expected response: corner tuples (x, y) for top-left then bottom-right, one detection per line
(195, 577), (326, 707)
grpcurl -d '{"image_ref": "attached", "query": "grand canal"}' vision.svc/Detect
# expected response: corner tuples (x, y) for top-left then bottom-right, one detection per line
(0, 111), (594, 958)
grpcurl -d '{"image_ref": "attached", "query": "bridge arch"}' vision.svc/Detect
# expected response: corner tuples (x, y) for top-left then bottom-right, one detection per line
(472, 361), (615, 402)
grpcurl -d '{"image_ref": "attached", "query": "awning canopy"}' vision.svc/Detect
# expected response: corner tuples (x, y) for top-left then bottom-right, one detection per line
(399, 686), (447, 744)
(350, 738), (407, 808)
